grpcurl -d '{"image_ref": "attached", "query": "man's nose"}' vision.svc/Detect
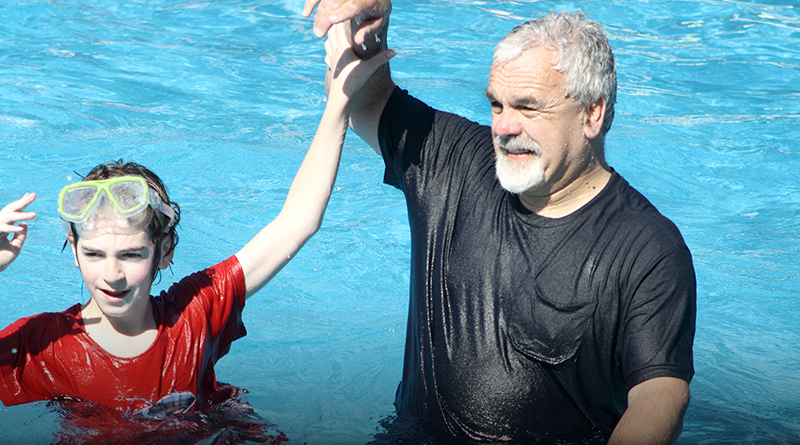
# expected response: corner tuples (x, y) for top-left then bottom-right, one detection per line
(492, 108), (522, 137)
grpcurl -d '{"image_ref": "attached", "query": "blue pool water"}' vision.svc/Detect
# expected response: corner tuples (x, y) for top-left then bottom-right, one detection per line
(1, 0), (799, 443)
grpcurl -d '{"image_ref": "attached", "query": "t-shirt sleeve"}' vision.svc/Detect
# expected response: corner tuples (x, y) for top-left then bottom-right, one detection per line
(165, 255), (247, 361)
(620, 244), (696, 389)
(0, 318), (45, 405)
(0, 310), (76, 406)
(378, 87), (436, 191)
(377, 87), (494, 197)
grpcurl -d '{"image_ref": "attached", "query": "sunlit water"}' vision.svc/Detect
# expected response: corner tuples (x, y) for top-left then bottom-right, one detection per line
(1, 1), (799, 444)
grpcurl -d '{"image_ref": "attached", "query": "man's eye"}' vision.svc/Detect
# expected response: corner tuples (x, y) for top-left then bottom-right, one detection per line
(519, 107), (541, 118)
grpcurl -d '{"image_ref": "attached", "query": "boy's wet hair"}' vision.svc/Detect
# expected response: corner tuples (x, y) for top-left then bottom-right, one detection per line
(66, 159), (181, 282)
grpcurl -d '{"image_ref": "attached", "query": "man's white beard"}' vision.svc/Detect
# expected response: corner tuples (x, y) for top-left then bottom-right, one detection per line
(494, 135), (545, 194)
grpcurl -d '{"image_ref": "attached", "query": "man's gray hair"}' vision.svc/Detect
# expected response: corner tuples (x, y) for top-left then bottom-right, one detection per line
(493, 11), (617, 135)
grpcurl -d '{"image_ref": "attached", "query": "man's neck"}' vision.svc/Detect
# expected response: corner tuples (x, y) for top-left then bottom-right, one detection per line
(519, 166), (612, 218)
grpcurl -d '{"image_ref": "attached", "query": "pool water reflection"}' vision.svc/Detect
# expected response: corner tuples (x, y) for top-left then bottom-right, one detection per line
(1, 1), (798, 443)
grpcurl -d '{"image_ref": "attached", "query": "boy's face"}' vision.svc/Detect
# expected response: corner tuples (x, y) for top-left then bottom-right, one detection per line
(72, 230), (164, 323)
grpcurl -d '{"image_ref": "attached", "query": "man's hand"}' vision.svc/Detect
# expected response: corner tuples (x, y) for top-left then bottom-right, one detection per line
(303, 0), (391, 46)
(0, 193), (36, 272)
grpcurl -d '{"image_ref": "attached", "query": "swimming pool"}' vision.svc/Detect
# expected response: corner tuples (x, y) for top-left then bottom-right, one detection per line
(1, 0), (798, 443)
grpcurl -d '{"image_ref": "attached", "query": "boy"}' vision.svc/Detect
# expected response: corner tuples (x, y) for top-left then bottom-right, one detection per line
(0, 24), (393, 417)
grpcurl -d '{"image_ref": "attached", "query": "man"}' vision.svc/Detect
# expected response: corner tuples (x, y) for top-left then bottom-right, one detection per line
(305, 2), (696, 444)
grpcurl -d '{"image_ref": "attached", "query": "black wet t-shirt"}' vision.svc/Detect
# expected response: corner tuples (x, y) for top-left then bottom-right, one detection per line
(378, 88), (696, 443)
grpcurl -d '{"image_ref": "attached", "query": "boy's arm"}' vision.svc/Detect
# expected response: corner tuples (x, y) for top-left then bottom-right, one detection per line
(0, 193), (36, 272)
(235, 24), (394, 299)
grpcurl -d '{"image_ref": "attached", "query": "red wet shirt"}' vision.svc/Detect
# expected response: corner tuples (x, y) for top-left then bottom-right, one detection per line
(0, 256), (247, 413)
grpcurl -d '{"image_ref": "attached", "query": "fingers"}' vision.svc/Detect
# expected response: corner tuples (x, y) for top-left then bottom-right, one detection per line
(0, 222), (28, 272)
(306, 0), (388, 41)
(0, 193), (37, 234)
(326, 1), (359, 25)
(351, 48), (394, 80)
(325, 23), (359, 78)
(301, 0), (323, 17)
(327, 20), (393, 76)
(7, 223), (29, 250)
(331, 46), (394, 97)
(307, 0), (357, 38)
(352, 16), (384, 46)
(1, 192), (36, 214)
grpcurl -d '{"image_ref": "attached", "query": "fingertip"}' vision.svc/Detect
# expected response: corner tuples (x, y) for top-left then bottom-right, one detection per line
(301, 0), (319, 18)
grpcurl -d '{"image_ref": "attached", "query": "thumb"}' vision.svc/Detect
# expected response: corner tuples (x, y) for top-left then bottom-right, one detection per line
(341, 48), (395, 94)
(360, 48), (395, 75)
(8, 223), (29, 252)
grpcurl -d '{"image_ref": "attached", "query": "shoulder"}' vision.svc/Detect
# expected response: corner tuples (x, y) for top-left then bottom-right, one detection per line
(606, 174), (688, 248)
(162, 256), (244, 297)
(380, 87), (491, 152)
(1, 304), (82, 334)
(155, 256), (246, 316)
(0, 304), (83, 355)
(603, 174), (694, 282)
(582, 173), (695, 284)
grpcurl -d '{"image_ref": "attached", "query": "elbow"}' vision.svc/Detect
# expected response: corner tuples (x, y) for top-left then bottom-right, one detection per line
(284, 209), (325, 244)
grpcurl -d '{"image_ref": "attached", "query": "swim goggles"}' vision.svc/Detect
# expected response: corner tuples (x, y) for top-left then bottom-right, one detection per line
(58, 176), (175, 237)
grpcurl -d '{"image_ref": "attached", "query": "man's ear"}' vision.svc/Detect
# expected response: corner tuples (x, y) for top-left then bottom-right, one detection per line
(157, 236), (175, 270)
(583, 98), (606, 140)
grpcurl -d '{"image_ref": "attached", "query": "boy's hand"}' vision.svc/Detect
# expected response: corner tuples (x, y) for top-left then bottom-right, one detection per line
(0, 193), (37, 272)
(324, 22), (394, 106)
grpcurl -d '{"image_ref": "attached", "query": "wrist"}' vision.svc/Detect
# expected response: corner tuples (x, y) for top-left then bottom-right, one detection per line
(349, 14), (389, 60)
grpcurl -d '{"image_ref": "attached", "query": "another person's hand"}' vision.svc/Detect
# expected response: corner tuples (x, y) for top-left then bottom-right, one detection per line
(303, 0), (391, 46)
(324, 22), (394, 107)
(0, 193), (36, 272)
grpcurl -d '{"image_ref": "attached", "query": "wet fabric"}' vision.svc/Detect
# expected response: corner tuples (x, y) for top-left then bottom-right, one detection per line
(50, 383), (288, 445)
(378, 88), (696, 442)
(0, 256), (247, 413)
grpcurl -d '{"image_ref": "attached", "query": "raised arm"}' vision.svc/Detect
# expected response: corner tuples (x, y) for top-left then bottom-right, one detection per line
(0, 193), (36, 273)
(234, 24), (394, 299)
(305, 0), (395, 153)
(608, 377), (690, 445)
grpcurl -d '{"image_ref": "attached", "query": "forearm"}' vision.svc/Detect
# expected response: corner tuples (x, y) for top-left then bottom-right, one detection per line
(277, 100), (348, 236)
(236, 105), (345, 298)
(347, 60), (394, 153)
(608, 377), (690, 445)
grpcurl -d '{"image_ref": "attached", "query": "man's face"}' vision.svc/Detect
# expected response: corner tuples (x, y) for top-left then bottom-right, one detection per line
(486, 46), (591, 199)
